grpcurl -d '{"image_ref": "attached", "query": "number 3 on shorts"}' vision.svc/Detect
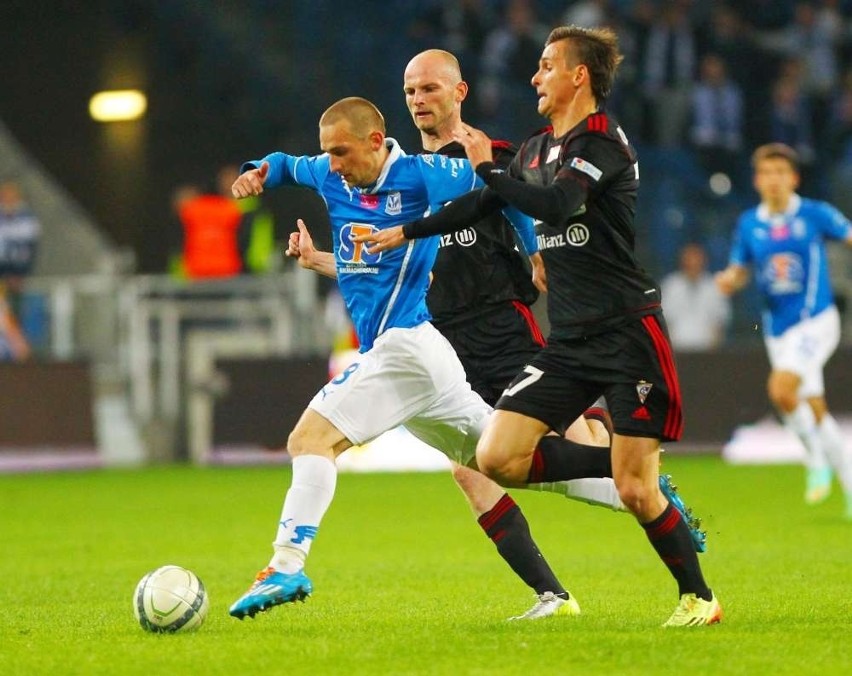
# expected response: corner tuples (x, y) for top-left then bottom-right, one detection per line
(503, 365), (544, 397)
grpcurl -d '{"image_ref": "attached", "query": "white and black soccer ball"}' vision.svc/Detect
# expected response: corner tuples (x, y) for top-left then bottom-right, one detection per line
(133, 565), (209, 633)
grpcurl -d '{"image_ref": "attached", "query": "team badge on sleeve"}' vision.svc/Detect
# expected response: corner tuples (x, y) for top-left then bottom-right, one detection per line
(570, 157), (603, 181)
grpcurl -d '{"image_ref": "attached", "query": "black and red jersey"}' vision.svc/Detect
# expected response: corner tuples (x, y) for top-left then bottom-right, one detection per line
(426, 139), (538, 328)
(507, 112), (660, 340)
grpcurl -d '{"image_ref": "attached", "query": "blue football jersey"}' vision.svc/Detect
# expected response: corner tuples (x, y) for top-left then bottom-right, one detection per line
(729, 194), (851, 336)
(243, 139), (536, 351)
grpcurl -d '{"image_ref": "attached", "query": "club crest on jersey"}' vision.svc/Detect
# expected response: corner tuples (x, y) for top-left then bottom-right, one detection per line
(385, 191), (402, 216)
(546, 146), (561, 164)
(528, 155), (540, 169)
(636, 381), (653, 404)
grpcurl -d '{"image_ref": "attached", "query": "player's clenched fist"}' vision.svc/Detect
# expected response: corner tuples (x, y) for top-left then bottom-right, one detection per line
(232, 161), (269, 198)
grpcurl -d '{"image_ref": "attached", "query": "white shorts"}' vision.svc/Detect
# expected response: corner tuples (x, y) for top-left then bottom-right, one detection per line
(308, 322), (491, 465)
(765, 305), (840, 398)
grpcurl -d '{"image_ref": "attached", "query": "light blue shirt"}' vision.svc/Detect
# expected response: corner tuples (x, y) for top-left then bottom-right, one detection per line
(729, 194), (851, 336)
(244, 139), (537, 350)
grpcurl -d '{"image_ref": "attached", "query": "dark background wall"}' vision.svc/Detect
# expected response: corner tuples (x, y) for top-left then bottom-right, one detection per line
(211, 349), (852, 450)
(0, 362), (95, 447)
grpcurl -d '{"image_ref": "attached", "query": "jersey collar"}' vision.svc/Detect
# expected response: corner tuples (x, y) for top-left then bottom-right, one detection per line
(757, 193), (801, 222)
(362, 138), (405, 194)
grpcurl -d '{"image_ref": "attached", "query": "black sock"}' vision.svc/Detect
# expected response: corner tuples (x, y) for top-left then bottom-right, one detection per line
(478, 493), (567, 597)
(642, 503), (711, 600)
(527, 436), (612, 483)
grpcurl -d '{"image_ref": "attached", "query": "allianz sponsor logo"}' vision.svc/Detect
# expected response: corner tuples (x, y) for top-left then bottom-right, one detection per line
(536, 223), (590, 250)
(439, 229), (477, 248)
(537, 232), (565, 250)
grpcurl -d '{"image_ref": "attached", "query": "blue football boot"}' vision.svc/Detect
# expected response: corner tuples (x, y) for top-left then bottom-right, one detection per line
(659, 473), (707, 553)
(229, 567), (313, 619)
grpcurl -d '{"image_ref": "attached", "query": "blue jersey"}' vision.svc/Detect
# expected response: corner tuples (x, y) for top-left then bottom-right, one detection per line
(730, 194), (851, 336)
(244, 139), (537, 351)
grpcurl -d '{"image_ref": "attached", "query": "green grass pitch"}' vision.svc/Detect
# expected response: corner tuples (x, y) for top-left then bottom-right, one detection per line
(1, 456), (850, 675)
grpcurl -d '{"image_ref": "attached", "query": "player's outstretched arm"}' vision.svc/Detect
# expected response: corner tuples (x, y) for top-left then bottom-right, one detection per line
(232, 161), (269, 198)
(715, 265), (749, 295)
(284, 218), (337, 278)
(354, 188), (506, 255)
(355, 225), (408, 254)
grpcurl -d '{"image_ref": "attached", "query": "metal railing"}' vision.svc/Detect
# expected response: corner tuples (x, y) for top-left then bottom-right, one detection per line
(19, 268), (328, 460)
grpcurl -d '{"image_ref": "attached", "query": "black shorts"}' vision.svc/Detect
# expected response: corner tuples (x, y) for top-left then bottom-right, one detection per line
(437, 301), (545, 407)
(495, 312), (683, 441)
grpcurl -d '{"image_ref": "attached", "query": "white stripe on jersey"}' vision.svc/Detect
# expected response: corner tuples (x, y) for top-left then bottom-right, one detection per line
(805, 241), (820, 316)
(377, 240), (416, 337)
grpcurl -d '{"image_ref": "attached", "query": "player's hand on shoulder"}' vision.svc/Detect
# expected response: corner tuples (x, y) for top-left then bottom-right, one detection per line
(232, 161), (269, 198)
(451, 123), (494, 169)
(353, 225), (408, 254)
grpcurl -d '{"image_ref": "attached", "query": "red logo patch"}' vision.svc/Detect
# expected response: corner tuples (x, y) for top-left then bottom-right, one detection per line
(528, 155), (540, 169)
(359, 194), (379, 209)
(631, 406), (652, 421)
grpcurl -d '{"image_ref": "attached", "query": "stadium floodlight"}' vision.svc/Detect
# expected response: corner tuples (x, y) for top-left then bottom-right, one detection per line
(89, 89), (147, 122)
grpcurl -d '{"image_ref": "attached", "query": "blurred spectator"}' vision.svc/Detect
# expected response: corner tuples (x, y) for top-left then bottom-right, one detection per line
(218, 164), (278, 275)
(639, 0), (697, 146)
(770, 64), (816, 169)
(661, 242), (731, 351)
(0, 179), (41, 322)
(779, 2), (841, 120)
(420, 0), (494, 89)
(689, 53), (744, 178)
(176, 167), (243, 280)
(737, 0), (796, 30)
(167, 183), (202, 278)
(478, 0), (548, 140)
(562, 0), (610, 27)
(0, 283), (30, 361)
(827, 67), (852, 217)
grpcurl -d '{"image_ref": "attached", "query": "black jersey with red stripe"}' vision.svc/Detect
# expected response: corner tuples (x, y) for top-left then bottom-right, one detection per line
(426, 139), (538, 328)
(510, 112), (661, 340)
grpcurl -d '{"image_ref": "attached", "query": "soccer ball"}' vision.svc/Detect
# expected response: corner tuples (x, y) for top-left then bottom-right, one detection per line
(133, 565), (209, 633)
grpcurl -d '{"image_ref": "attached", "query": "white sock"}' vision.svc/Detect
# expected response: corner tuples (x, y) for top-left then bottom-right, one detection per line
(784, 403), (829, 471)
(819, 414), (852, 492)
(528, 478), (626, 511)
(269, 455), (337, 573)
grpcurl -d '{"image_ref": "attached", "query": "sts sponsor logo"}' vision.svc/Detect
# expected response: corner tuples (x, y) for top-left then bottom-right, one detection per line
(763, 252), (804, 294)
(339, 223), (382, 268)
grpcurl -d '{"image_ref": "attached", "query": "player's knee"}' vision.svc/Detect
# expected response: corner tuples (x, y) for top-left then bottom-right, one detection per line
(768, 383), (798, 413)
(474, 446), (515, 486)
(286, 426), (313, 457)
(616, 477), (653, 516)
(768, 373), (799, 413)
